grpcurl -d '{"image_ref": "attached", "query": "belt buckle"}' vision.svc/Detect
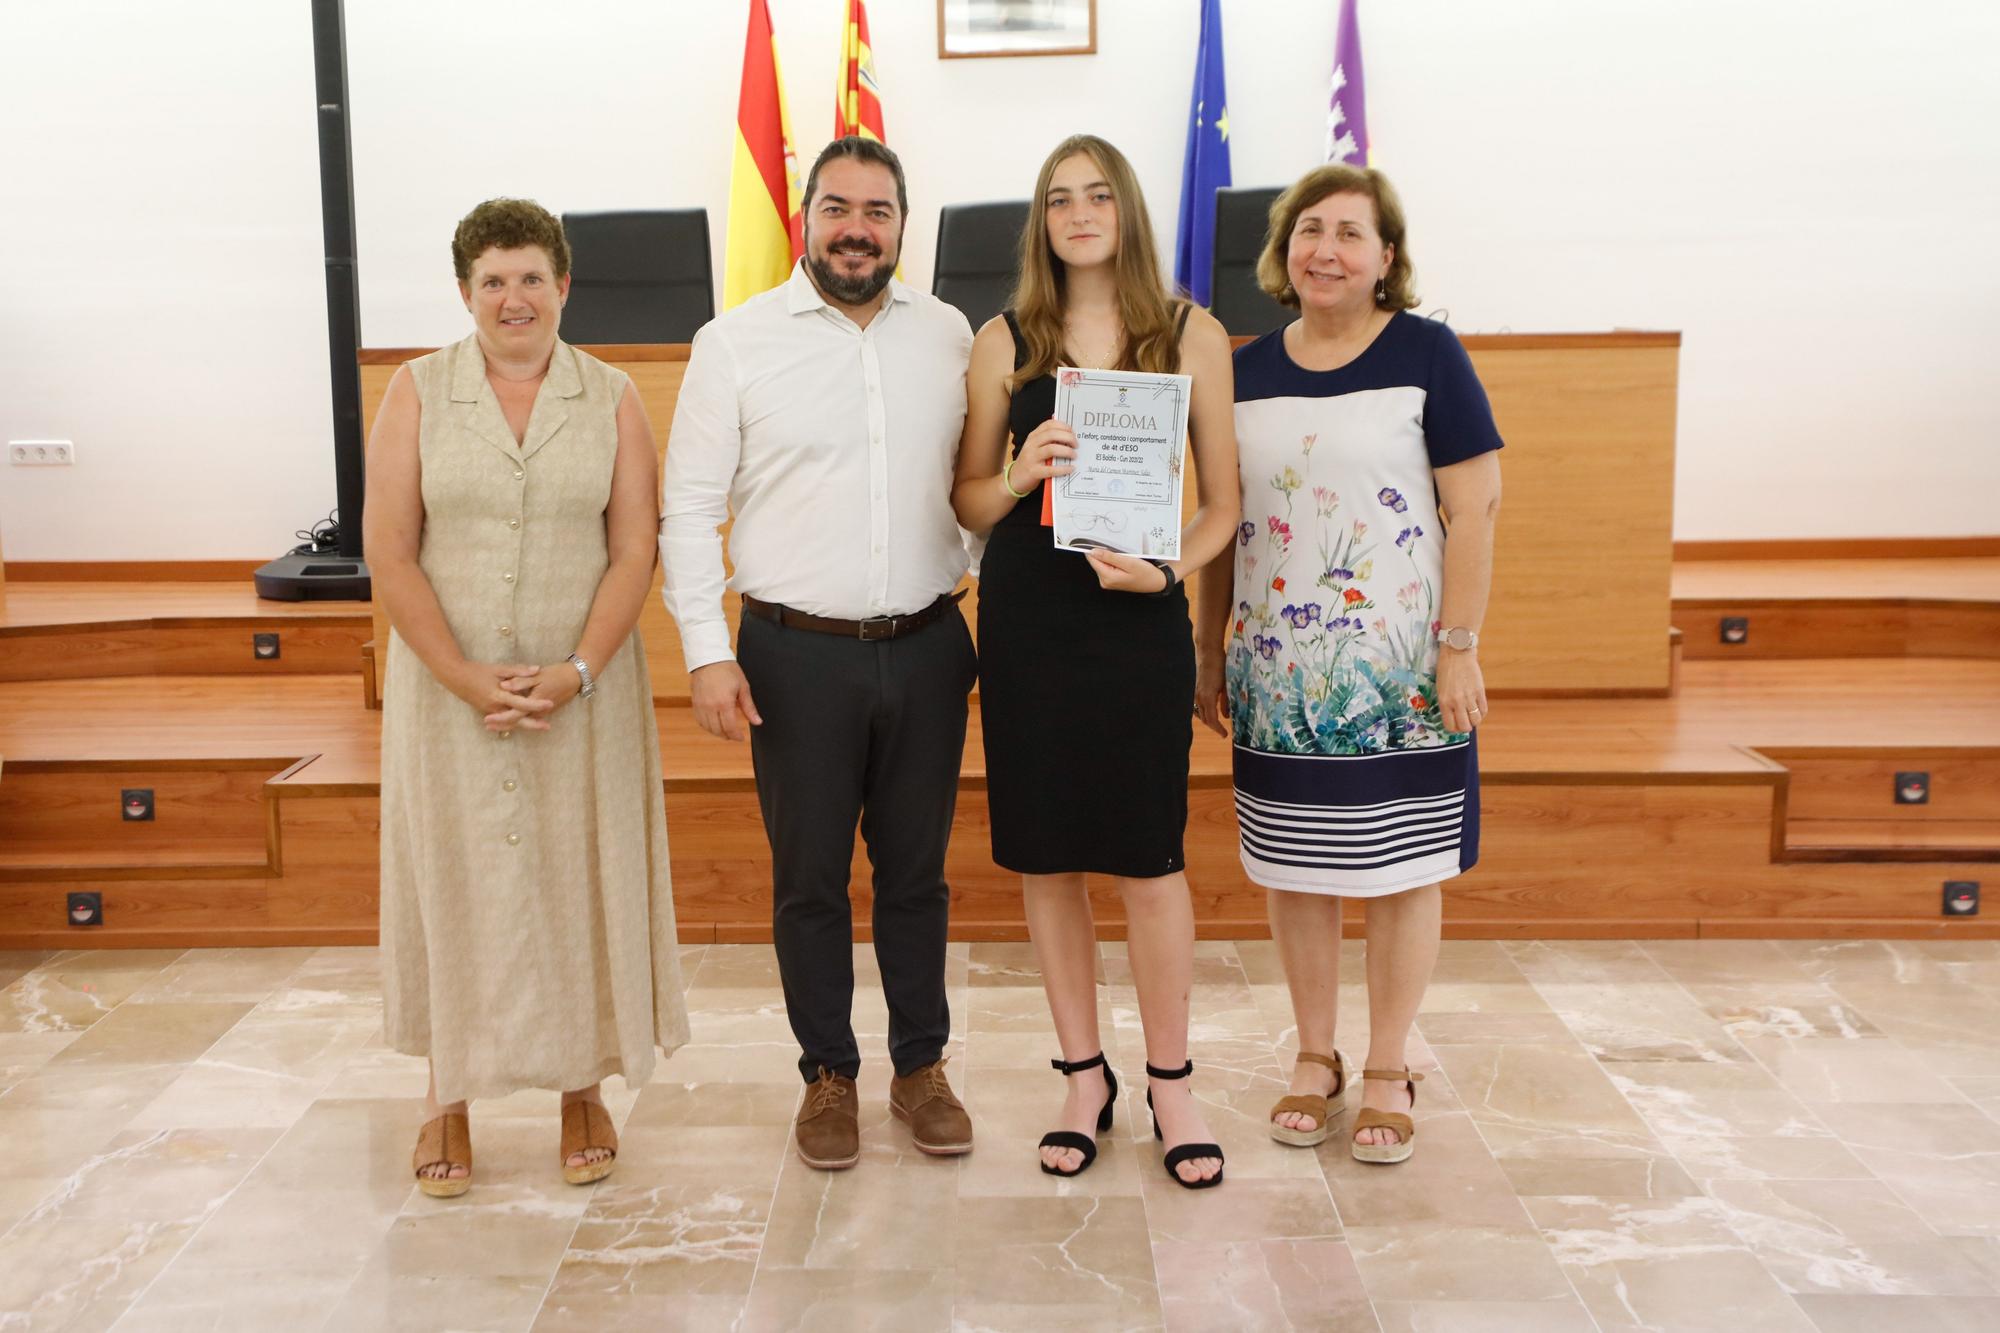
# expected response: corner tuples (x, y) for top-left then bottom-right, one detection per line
(857, 615), (896, 642)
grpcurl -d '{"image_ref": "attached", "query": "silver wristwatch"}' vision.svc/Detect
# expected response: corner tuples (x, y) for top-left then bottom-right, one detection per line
(1435, 626), (1479, 652)
(566, 653), (596, 699)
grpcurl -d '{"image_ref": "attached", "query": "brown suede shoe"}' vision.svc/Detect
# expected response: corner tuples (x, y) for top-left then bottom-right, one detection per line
(889, 1057), (973, 1155)
(795, 1068), (860, 1170)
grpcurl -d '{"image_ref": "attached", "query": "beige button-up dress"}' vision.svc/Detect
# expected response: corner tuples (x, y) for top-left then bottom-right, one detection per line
(379, 335), (688, 1103)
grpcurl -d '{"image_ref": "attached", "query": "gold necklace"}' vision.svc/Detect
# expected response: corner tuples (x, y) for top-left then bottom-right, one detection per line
(1063, 320), (1122, 370)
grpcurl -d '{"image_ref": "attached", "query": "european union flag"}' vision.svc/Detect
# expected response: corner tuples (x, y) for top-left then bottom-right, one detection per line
(1174, 0), (1232, 306)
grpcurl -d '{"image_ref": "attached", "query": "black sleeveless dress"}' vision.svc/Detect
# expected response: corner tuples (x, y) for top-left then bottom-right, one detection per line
(977, 308), (1196, 877)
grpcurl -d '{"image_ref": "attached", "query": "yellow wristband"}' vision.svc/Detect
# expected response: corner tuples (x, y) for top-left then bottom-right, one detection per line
(1001, 457), (1031, 499)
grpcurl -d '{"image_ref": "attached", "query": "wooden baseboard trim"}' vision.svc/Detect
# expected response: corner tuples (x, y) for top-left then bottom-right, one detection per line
(1754, 744), (2000, 762)
(266, 765), (1790, 802)
(2, 755), (300, 775)
(14, 914), (1996, 949)
(0, 925), (381, 949)
(1697, 918), (2000, 939)
(1781, 845), (2000, 864)
(6, 561), (268, 582)
(1488, 686), (1674, 700)
(0, 860), (271, 884)
(0, 614), (372, 641)
(689, 918), (1728, 944)
(1674, 537), (2000, 561)
(1674, 597), (1999, 612)
(360, 344), (692, 365)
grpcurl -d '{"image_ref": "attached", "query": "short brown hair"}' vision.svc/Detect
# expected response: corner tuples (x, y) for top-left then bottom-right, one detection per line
(451, 198), (570, 283)
(804, 136), (908, 218)
(1256, 165), (1417, 311)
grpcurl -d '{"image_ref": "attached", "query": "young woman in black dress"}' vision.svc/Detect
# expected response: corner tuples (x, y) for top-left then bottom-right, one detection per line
(951, 134), (1241, 1187)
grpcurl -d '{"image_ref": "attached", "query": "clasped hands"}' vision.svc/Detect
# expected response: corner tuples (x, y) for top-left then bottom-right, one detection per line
(450, 661), (582, 733)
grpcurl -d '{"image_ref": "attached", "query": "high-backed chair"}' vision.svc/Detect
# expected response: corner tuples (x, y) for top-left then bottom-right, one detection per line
(1209, 186), (1290, 337)
(933, 200), (1030, 331)
(559, 209), (714, 344)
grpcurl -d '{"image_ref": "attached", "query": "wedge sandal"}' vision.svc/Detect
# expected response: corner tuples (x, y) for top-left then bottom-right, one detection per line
(413, 1112), (472, 1198)
(1351, 1067), (1424, 1165)
(1269, 1049), (1349, 1148)
(560, 1099), (618, 1185)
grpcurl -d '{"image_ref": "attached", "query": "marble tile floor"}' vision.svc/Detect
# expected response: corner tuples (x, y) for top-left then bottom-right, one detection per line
(3, 938), (2000, 1331)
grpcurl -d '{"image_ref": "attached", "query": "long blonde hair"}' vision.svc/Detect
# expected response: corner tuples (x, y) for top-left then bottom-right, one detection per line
(1008, 134), (1183, 390)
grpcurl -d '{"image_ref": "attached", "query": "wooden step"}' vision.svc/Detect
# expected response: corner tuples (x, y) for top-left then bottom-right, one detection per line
(13, 748), (1993, 947)
(1785, 820), (2000, 863)
(1765, 746), (2000, 824)
(0, 583), (369, 681)
(0, 845), (272, 876)
(1673, 557), (2000, 660)
(0, 758), (287, 881)
(1752, 745), (2000, 864)
(3, 658), (1999, 947)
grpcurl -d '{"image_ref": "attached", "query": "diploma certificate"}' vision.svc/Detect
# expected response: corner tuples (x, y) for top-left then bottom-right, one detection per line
(1049, 366), (1190, 560)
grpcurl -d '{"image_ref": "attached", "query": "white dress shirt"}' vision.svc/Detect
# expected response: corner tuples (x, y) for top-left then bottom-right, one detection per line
(660, 262), (975, 671)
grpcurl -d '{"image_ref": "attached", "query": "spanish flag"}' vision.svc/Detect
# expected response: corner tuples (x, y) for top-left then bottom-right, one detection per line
(834, 0), (886, 142)
(724, 0), (803, 309)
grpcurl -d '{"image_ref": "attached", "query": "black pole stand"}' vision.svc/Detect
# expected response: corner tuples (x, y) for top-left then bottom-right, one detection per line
(256, 0), (370, 600)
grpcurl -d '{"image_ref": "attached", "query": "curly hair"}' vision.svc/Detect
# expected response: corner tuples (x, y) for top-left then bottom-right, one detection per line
(1256, 165), (1417, 311)
(451, 198), (571, 283)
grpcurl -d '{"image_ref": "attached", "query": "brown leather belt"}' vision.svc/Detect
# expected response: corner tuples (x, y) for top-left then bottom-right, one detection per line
(740, 590), (965, 642)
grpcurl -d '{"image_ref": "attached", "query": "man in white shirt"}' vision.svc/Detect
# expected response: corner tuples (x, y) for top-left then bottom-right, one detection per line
(660, 138), (976, 1171)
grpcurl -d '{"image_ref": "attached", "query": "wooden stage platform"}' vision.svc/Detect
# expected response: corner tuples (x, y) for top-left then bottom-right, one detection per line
(1, 558), (1995, 949)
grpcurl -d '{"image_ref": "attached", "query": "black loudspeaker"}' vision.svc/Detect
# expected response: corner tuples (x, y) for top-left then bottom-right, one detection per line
(257, 0), (371, 601)
(933, 200), (1031, 333)
(1208, 186), (1291, 338)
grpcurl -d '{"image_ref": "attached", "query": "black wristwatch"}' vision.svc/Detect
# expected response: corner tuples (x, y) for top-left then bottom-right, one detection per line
(1144, 560), (1179, 597)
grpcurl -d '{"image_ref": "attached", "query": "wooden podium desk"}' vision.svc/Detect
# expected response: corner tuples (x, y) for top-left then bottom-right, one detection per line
(359, 331), (1678, 700)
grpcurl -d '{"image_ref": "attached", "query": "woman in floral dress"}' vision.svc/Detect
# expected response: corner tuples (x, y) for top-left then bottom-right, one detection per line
(1195, 164), (1502, 1165)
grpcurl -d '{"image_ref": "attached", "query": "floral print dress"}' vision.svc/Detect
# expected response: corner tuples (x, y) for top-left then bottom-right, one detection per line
(1226, 314), (1503, 895)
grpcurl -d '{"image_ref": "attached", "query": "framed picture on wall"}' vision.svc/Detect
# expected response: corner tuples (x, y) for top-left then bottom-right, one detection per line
(937, 0), (1096, 59)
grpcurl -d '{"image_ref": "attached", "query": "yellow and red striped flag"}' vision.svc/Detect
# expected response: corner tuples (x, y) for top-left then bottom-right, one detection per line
(834, 0), (886, 142)
(724, 0), (804, 309)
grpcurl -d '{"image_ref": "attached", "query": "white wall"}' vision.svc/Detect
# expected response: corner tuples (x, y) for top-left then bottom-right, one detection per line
(3, 0), (1996, 560)
(0, 0), (331, 562)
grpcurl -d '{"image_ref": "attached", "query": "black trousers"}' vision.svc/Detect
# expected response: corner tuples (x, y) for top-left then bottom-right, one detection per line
(736, 605), (976, 1082)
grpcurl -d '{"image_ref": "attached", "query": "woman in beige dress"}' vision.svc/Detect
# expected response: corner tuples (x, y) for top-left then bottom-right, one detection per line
(364, 198), (689, 1197)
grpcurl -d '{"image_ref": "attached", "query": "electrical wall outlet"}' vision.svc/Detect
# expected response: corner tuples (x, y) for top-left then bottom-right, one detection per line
(8, 440), (75, 465)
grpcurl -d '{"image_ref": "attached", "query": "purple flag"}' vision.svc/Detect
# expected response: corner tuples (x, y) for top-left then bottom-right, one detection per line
(1326, 0), (1369, 164)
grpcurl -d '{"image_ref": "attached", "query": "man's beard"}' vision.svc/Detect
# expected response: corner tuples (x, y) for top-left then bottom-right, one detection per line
(809, 242), (895, 305)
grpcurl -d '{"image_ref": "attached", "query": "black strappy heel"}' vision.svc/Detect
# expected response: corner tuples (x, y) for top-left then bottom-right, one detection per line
(1146, 1060), (1225, 1190)
(1038, 1052), (1119, 1178)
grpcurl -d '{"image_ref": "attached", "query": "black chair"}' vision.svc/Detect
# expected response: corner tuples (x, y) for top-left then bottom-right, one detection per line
(1208, 186), (1290, 337)
(933, 200), (1031, 331)
(558, 209), (714, 344)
